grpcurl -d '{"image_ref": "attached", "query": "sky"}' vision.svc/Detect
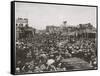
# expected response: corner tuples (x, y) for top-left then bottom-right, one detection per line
(15, 2), (97, 30)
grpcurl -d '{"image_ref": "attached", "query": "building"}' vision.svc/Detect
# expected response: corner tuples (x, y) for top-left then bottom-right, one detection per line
(76, 23), (96, 39)
(46, 25), (61, 34)
(23, 26), (36, 38)
(16, 18), (28, 27)
(16, 18), (36, 40)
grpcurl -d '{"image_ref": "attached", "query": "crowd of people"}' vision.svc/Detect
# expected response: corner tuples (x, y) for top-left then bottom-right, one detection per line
(16, 31), (97, 73)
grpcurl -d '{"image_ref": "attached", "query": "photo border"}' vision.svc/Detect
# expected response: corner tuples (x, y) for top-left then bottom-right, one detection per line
(11, 1), (98, 75)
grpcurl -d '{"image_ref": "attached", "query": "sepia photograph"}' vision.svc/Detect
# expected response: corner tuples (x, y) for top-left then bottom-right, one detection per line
(12, 1), (97, 74)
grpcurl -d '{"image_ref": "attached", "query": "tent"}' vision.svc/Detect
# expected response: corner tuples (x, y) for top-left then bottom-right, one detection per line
(61, 57), (93, 70)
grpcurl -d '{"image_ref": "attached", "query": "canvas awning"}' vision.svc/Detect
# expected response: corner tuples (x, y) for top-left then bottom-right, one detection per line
(61, 57), (93, 70)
